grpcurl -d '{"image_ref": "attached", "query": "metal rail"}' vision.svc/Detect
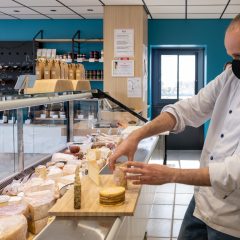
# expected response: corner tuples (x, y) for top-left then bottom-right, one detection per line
(0, 92), (92, 111)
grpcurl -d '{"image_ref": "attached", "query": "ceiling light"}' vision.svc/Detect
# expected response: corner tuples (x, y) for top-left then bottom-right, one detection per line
(50, 9), (57, 12)
(87, 9), (94, 12)
(14, 10), (20, 12)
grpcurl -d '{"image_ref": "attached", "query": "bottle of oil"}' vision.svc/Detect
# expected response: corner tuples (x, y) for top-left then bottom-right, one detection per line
(74, 166), (81, 209)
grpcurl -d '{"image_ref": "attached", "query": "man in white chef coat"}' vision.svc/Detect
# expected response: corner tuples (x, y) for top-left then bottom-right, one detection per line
(109, 14), (240, 240)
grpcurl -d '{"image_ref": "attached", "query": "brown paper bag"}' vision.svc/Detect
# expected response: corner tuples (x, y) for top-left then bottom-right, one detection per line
(35, 59), (45, 80)
(44, 60), (51, 79)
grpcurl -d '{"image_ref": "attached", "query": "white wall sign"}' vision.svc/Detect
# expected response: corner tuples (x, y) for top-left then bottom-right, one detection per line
(114, 29), (134, 57)
(128, 77), (142, 98)
(112, 60), (134, 77)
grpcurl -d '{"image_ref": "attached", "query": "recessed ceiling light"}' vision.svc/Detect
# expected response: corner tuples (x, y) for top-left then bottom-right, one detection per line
(50, 9), (57, 12)
(14, 10), (20, 12)
(87, 9), (94, 12)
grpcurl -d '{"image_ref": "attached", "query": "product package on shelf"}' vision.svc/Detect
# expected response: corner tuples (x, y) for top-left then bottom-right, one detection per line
(24, 190), (55, 221)
(0, 214), (28, 240)
(51, 60), (61, 79)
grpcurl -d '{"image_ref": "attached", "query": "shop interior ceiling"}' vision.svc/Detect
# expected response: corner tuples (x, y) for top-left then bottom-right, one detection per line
(0, 0), (237, 20)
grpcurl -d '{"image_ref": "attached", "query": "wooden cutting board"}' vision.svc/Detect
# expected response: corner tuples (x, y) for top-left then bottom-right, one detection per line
(49, 175), (141, 217)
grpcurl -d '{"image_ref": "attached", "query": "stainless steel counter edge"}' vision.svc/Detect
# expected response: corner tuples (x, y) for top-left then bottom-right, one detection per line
(35, 136), (159, 240)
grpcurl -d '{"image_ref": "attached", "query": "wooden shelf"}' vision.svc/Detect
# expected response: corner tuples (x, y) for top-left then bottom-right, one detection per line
(35, 39), (72, 43)
(75, 39), (103, 43)
(35, 39), (103, 43)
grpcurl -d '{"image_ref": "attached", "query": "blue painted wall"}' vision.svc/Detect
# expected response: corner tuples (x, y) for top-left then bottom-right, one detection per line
(0, 19), (104, 90)
(148, 19), (232, 135)
(0, 19), (234, 133)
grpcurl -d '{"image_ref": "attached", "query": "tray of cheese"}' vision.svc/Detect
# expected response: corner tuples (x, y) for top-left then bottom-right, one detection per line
(49, 175), (141, 217)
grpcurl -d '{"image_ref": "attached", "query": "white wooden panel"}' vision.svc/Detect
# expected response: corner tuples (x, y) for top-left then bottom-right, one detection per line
(17, 0), (62, 7)
(0, 7), (37, 14)
(0, 14), (15, 19)
(31, 6), (74, 15)
(188, 13), (221, 19)
(103, 0), (143, 5)
(145, 0), (185, 5)
(222, 13), (238, 19)
(148, 6), (185, 13)
(188, 0), (228, 5)
(73, 6), (103, 14)
(81, 13), (103, 19)
(16, 14), (48, 19)
(188, 5), (225, 13)
(225, 5), (240, 13)
(60, 0), (101, 5)
(0, 0), (21, 7)
(152, 13), (185, 19)
(48, 14), (82, 19)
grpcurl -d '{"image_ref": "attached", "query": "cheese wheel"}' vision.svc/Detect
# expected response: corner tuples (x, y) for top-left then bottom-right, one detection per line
(99, 187), (125, 197)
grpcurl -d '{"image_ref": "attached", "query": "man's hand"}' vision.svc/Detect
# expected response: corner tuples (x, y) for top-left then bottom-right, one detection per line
(121, 161), (211, 187)
(108, 133), (139, 171)
(122, 161), (175, 185)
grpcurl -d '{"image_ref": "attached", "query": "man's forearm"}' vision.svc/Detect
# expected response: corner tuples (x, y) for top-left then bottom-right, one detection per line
(171, 167), (211, 186)
(132, 112), (176, 141)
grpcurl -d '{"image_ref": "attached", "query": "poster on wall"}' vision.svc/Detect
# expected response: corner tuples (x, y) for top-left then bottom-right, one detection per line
(128, 77), (142, 98)
(112, 60), (134, 77)
(114, 29), (134, 57)
(142, 44), (148, 102)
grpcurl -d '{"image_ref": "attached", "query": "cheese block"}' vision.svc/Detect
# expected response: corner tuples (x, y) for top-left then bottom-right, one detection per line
(0, 214), (27, 240)
(100, 147), (112, 159)
(0, 203), (29, 218)
(57, 174), (75, 185)
(88, 160), (101, 186)
(51, 153), (76, 163)
(47, 166), (63, 181)
(28, 217), (48, 234)
(24, 192), (55, 221)
(86, 149), (101, 161)
(0, 195), (10, 207)
(99, 187), (125, 206)
(63, 164), (77, 175)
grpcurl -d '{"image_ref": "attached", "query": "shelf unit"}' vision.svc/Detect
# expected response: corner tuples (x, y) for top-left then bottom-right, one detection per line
(32, 30), (104, 84)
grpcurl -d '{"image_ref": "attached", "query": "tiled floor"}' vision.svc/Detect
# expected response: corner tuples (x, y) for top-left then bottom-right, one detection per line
(147, 150), (201, 240)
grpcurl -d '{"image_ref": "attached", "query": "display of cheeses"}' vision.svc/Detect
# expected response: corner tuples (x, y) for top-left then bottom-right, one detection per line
(0, 133), (122, 238)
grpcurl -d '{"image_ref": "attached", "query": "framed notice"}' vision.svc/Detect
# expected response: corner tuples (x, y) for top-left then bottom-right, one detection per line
(128, 77), (142, 98)
(114, 29), (134, 57)
(112, 60), (134, 77)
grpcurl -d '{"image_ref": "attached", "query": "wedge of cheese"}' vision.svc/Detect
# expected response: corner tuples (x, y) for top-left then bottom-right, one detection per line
(86, 149), (101, 161)
(0, 215), (27, 240)
(88, 160), (101, 186)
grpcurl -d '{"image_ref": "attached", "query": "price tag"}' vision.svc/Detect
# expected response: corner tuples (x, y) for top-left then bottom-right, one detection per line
(99, 58), (104, 63)
(77, 58), (83, 63)
(89, 58), (95, 62)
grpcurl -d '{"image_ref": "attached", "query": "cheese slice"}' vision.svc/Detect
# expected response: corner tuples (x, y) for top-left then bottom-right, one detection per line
(86, 149), (101, 161)
(88, 160), (101, 186)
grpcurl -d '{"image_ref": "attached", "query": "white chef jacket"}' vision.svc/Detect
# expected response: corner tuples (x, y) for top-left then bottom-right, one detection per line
(162, 67), (240, 237)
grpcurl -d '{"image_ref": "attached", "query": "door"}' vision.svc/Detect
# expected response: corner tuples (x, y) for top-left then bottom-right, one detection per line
(151, 48), (204, 150)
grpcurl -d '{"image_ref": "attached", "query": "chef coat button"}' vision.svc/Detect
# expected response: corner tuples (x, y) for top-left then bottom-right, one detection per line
(221, 134), (224, 138)
(210, 156), (213, 160)
(229, 110), (232, 114)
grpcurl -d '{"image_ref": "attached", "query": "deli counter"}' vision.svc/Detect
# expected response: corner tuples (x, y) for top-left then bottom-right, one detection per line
(0, 91), (166, 240)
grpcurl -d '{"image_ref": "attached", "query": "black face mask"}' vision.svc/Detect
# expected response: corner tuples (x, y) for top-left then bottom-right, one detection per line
(232, 59), (240, 79)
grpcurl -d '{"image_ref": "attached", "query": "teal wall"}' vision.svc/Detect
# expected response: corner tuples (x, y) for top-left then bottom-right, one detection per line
(0, 19), (234, 134)
(0, 19), (104, 90)
(148, 19), (232, 135)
